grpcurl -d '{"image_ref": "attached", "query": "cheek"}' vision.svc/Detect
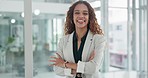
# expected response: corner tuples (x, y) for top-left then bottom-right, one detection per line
(86, 17), (89, 23)
(73, 15), (77, 20)
(73, 17), (76, 23)
(86, 18), (89, 21)
(73, 16), (77, 22)
(87, 16), (89, 20)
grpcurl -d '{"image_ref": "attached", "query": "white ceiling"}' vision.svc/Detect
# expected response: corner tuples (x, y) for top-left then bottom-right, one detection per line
(5, 0), (98, 3)
(0, 0), (100, 22)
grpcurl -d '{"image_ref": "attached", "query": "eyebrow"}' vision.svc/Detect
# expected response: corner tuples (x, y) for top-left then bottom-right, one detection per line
(74, 10), (88, 12)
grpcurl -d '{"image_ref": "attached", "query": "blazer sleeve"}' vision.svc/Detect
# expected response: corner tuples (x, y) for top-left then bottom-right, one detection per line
(76, 34), (106, 74)
(53, 36), (73, 77)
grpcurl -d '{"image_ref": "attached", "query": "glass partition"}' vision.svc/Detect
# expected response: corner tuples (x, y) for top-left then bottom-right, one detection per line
(32, 1), (66, 77)
(0, 2), (25, 78)
(108, 8), (128, 70)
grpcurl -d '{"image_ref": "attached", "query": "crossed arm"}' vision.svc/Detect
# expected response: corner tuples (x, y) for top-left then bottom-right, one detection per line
(49, 51), (95, 74)
(49, 35), (106, 76)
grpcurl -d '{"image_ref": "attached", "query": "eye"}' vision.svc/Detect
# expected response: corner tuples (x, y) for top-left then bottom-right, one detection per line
(74, 12), (80, 14)
(83, 12), (88, 15)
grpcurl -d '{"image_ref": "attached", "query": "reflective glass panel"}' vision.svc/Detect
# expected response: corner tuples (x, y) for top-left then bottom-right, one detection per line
(0, 1), (25, 78)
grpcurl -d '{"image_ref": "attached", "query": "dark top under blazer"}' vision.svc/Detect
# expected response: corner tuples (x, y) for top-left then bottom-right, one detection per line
(73, 30), (88, 63)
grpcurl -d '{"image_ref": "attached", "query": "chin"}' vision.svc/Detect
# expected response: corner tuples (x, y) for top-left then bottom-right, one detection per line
(77, 25), (87, 29)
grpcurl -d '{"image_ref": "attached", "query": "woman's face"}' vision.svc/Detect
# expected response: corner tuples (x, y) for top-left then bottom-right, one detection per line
(73, 4), (89, 29)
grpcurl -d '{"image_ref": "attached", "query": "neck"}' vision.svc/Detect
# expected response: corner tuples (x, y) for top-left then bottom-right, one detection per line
(75, 28), (88, 41)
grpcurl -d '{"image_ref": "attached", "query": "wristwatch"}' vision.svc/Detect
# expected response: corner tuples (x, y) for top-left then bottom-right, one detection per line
(63, 61), (68, 68)
(76, 73), (82, 78)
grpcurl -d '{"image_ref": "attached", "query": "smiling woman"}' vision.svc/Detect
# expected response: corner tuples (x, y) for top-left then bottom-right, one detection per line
(50, 1), (106, 78)
(73, 3), (89, 29)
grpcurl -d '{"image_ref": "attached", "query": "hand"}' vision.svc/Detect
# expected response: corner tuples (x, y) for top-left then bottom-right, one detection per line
(71, 69), (76, 75)
(89, 50), (95, 61)
(49, 53), (65, 67)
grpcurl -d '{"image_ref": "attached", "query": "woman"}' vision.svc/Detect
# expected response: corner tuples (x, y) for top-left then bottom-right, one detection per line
(50, 1), (106, 78)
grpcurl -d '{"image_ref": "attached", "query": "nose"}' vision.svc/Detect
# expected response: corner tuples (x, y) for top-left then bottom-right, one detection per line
(78, 13), (84, 18)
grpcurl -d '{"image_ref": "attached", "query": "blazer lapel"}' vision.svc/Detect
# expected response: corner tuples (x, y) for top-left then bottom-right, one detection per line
(67, 32), (75, 63)
(82, 31), (93, 61)
(65, 31), (93, 63)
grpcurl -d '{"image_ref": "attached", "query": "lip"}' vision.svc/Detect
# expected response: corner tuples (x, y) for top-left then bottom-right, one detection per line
(77, 19), (85, 24)
(77, 19), (86, 22)
(77, 20), (84, 22)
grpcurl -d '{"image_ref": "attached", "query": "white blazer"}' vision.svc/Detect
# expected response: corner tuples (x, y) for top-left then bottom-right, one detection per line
(54, 30), (106, 78)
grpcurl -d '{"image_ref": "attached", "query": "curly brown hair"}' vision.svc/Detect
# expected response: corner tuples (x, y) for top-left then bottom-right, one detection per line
(64, 1), (103, 35)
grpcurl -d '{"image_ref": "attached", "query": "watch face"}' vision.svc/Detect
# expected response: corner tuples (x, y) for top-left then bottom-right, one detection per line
(76, 73), (82, 78)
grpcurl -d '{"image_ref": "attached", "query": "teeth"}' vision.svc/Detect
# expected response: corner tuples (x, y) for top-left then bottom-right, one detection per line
(77, 19), (86, 23)
(77, 20), (84, 22)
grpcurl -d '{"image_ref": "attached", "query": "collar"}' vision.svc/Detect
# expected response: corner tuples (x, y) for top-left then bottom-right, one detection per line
(73, 29), (89, 42)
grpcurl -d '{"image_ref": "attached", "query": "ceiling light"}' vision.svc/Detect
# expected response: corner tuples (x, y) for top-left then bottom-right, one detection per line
(11, 19), (16, 23)
(34, 9), (40, 15)
(21, 12), (24, 17)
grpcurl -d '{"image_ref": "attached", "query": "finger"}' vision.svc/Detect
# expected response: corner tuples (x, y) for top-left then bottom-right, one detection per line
(89, 51), (95, 61)
(50, 56), (57, 59)
(90, 52), (93, 56)
(93, 51), (96, 56)
(89, 51), (94, 59)
(56, 53), (62, 59)
(91, 51), (95, 57)
(89, 57), (93, 61)
(49, 60), (56, 62)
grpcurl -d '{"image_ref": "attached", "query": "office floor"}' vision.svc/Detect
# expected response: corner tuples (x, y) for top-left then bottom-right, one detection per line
(0, 71), (146, 78)
(0, 67), (147, 78)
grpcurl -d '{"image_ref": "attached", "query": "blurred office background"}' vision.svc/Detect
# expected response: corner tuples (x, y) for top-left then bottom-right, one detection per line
(0, 0), (147, 78)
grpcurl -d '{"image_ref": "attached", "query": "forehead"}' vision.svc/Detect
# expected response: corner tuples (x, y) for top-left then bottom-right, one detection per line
(74, 4), (88, 11)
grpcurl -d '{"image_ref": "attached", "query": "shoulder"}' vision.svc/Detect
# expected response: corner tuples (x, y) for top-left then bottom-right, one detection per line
(93, 34), (106, 43)
(94, 34), (105, 39)
(61, 34), (70, 40)
(59, 34), (70, 43)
